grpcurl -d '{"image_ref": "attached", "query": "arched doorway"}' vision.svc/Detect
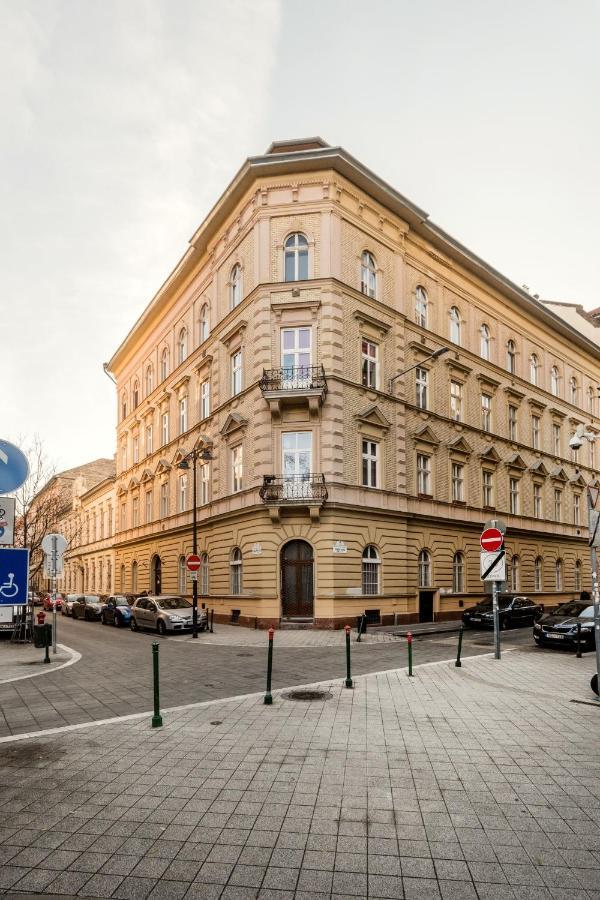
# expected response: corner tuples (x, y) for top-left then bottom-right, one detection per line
(151, 555), (162, 595)
(281, 540), (314, 619)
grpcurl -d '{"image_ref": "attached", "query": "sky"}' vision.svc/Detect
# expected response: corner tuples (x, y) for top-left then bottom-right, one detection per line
(2, 0), (599, 472)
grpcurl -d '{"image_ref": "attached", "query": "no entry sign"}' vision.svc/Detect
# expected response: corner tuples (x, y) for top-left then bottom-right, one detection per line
(186, 554), (201, 572)
(480, 527), (503, 552)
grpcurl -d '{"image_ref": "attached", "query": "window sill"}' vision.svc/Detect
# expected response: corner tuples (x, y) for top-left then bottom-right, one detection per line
(417, 493), (434, 500)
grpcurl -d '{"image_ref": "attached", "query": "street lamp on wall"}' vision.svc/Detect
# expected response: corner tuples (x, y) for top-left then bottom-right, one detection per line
(177, 444), (214, 639)
(388, 346), (449, 395)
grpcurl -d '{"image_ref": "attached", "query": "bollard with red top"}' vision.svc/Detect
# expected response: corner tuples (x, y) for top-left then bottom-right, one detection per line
(36, 611), (45, 625)
(407, 632), (414, 677)
(34, 611), (51, 664)
(264, 626), (274, 705)
(345, 625), (353, 688)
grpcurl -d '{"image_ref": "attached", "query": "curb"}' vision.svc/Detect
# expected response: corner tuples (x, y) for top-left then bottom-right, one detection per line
(0, 643), (81, 685)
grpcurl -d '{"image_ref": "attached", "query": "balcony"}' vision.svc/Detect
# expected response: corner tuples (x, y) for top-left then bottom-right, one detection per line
(259, 366), (327, 420)
(259, 474), (327, 522)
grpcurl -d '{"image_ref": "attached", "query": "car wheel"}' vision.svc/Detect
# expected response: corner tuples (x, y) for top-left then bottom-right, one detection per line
(113, 614), (120, 627)
(72, 609), (78, 620)
(101, 615), (107, 625)
(199, 624), (206, 633)
(130, 617), (138, 631)
(501, 617), (509, 630)
(157, 619), (167, 636)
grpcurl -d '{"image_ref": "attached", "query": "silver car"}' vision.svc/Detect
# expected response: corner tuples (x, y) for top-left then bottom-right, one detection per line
(130, 595), (207, 636)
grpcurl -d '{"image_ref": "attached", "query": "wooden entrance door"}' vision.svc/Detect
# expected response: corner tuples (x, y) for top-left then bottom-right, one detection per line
(152, 555), (162, 595)
(281, 540), (314, 619)
(419, 590), (434, 623)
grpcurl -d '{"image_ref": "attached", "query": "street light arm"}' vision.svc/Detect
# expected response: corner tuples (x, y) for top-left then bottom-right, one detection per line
(388, 346), (449, 394)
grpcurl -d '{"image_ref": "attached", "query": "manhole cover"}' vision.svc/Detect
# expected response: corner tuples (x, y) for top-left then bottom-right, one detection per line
(210, 721), (222, 726)
(283, 689), (332, 702)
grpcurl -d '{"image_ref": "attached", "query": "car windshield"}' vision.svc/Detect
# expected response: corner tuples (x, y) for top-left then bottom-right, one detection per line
(476, 598), (513, 611)
(84, 596), (101, 603)
(554, 602), (592, 618)
(157, 597), (192, 610)
(111, 598), (129, 607)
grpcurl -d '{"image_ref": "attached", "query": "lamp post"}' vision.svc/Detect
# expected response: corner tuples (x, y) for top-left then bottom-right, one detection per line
(388, 346), (449, 395)
(178, 445), (213, 639)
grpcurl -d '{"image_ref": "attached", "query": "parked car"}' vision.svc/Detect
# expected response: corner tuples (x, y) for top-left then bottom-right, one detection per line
(463, 595), (543, 630)
(62, 594), (78, 616)
(534, 601), (596, 650)
(101, 595), (135, 627)
(130, 595), (207, 635)
(43, 593), (63, 611)
(71, 595), (104, 621)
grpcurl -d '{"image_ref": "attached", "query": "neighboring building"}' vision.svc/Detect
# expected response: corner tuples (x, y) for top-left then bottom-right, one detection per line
(61, 474), (116, 595)
(106, 138), (599, 627)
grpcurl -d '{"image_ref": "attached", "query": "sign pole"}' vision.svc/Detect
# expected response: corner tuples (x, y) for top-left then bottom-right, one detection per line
(589, 540), (600, 700)
(492, 580), (500, 660)
(52, 535), (57, 655)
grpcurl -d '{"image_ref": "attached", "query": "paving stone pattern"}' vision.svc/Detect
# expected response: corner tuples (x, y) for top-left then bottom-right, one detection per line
(0, 649), (598, 898)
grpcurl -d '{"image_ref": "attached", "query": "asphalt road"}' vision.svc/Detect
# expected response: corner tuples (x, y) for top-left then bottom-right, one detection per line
(0, 616), (564, 738)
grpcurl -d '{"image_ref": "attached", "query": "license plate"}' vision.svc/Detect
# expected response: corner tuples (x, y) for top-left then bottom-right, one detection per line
(546, 633), (564, 639)
(471, 617), (481, 622)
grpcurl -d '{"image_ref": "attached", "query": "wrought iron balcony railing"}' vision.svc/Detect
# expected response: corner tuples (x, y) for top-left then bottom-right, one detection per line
(259, 365), (327, 394)
(259, 474), (328, 504)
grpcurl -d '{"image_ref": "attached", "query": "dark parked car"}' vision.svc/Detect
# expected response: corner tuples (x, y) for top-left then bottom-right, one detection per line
(72, 595), (104, 621)
(463, 595), (543, 630)
(534, 601), (596, 650)
(101, 595), (134, 627)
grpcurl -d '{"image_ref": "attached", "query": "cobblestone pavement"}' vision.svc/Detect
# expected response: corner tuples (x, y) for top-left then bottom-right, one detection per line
(0, 618), (536, 739)
(0, 640), (78, 684)
(0, 649), (598, 899)
(172, 624), (406, 648)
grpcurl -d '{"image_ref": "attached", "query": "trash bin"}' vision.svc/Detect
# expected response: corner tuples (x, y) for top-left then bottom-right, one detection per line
(33, 623), (52, 649)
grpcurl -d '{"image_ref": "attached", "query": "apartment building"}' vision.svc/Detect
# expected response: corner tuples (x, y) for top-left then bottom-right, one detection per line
(61, 473), (116, 596)
(106, 138), (599, 627)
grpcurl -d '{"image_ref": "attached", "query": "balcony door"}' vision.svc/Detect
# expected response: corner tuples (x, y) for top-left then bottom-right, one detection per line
(281, 540), (314, 619)
(281, 327), (311, 388)
(282, 432), (312, 499)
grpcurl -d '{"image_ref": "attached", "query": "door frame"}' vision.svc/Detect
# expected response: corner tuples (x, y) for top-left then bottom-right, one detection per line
(279, 538), (315, 620)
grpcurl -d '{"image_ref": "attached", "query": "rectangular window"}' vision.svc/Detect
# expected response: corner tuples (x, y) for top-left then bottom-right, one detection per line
(417, 453), (431, 495)
(132, 497), (139, 527)
(282, 432), (312, 490)
(132, 436), (139, 464)
(415, 367), (428, 410)
(200, 381), (210, 419)
(99, 511), (104, 539)
(145, 490), (152, 523)
(554, 488), (562, 521)
(450, 381), (462, 422)
(146, 424), (153, 455)
(508, 405), (518, 441)
(533, 483), (542, 519)
(553, 423), (561, 456)
(362, 440), (379, 488)
(200, 463), (210, 505)
(161, 412), (169, 446)
(481, 394), (492, 432)
(482, 470), (493, 507)
(232, 445), (243, 493)
(178, 397), (187, 435)
(120, 502), (126, 530)
(451, 463), (464, 502)
(121, 443), (127, 471)
(361, 339), (379, 389)
(573, 493), (581, 526)
(160, 483), (169, 518)
(509, 477), (519, 515)
(231, 350), (242, 396)
(590, 439), (596, 469)
(531, 415), (540, 449)
(178, 473), (187, 512)
(281, 327), (311, 375)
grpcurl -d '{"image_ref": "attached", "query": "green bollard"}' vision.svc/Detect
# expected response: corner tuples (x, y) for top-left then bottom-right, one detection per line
(264, 627), (274, 705)
(455, 624), (464, 668)
(407, 632), (414, 677)
(151, 642), (163, 728)
(345, 625), (353, 688)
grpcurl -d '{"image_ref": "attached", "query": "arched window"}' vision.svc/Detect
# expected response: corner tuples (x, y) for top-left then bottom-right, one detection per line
(121, 392), (127, 421)
(575, 560), (582, 592)
(200, 552), (209, 595)
(415, 286), (428, 328)
(360, 251), (377, 298)
(418, 550), (431, 587)
(160, 348), (169, 382)
(449, 307), (461, 345)
(588, 386), (595, 415)
(230, 548), (243, 595)
(551, 366), (559, 396)
(534, 557), (543, 592)
(131, 560), (138, 593)
(555, 558), (563, 591)
(452, 552), (465, 593)
(530, 354), (538, 385)
(178, 555), (186, 594)
(284, 233), (308, 282)
(570, 376), (578, 404)
(510, 555), (519, 591)
(133, 380), (139, 409)
(361, 545), (381, 595)
(120, 564), (125, 592)
(200, 304), (209, 343)
(230, 264), (242, 308)
(177, 328), (188, 365)
(480, 324), (490, 360)
(145, 365), (153, 397)
(506, 340), (516, 375)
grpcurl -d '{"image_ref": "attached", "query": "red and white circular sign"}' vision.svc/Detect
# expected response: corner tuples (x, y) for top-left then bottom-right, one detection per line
(186, 554), (201, 572)
(480, 528), (503, 552)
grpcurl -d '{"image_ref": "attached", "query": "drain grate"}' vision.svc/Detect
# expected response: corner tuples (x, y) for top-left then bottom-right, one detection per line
(283, 689), (332, 702)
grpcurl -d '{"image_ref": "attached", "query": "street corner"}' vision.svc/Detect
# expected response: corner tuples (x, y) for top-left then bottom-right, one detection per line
(0, 640), (80, 685)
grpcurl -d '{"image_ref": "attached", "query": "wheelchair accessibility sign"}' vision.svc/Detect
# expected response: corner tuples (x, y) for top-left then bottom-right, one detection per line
(0, 548), (29, 605)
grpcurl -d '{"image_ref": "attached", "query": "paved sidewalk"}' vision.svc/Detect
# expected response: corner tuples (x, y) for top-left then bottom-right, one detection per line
(0, 640), (78, 684)
(0, 649), (598, 899)
(172, 624), (404, 648)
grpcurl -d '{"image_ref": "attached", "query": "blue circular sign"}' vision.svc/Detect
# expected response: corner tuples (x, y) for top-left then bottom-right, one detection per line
(0, 440), (30, 493)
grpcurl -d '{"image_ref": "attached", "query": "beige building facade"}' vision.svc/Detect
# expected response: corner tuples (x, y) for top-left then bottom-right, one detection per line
(61, 474), (116, 596)
(106, 138), (600, 628)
